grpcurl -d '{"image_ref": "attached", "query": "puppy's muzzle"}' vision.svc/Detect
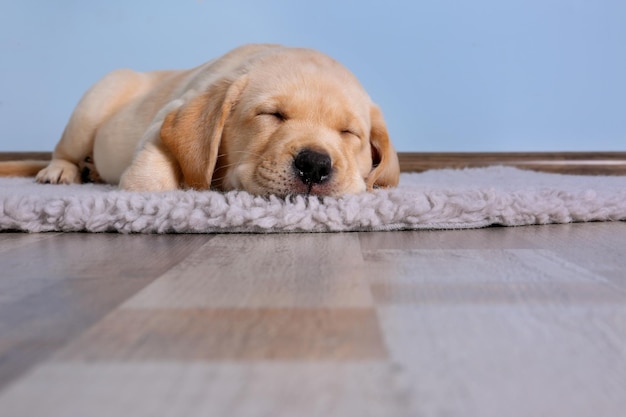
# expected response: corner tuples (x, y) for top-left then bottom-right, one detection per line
(293, 149), (332, 186)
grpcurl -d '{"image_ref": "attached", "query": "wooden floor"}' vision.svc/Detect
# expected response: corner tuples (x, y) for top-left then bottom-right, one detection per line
(0, 223), (625, 417)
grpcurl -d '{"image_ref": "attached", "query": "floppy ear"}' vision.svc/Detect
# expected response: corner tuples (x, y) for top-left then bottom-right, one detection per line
(160, 75), (248, 189)
(366, 105), (400, 189)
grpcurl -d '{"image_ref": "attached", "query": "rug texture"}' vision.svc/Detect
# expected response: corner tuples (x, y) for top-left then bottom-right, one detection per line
(1, 166), (625, 233)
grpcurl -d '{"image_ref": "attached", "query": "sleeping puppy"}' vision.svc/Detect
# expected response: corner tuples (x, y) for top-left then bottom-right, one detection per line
(1, 44), (400, 196)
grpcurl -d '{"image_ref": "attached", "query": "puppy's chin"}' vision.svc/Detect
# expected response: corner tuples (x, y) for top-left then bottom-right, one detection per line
(223, 162), (366, 197)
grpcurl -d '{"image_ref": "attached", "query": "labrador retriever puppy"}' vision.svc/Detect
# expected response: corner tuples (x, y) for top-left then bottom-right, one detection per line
(0, 44), (399, 196)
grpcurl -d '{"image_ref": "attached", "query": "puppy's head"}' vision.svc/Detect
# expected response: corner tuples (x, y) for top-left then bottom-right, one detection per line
(161, 47), (399, 196)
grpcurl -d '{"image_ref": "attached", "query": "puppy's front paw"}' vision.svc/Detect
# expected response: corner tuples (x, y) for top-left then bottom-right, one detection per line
(36, 160), (81, 184)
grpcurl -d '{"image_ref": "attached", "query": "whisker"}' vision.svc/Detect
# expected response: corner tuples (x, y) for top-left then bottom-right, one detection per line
(209, 150), (282, 189)
(213, 162), (239, 170)
(215, 150), (266, 160)
(213, 152), (272, 172)
(208, 175), (228, 185)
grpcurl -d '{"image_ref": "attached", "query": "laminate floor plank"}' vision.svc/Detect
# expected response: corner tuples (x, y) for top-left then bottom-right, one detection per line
(123, 233), (373, 309)
(377, 305), (626, 417)
(512, 222), (626, 288)
(0, 233), (212, 281)
(358, 226), (538, 251)
(0, 233), (212, 390)
(55, 308), (387, 361)
(0, 362), (412, 417)
(0, 224), (625, 417)
(365, 249), (625, 306)
(359, 224), (626, 417)
(0, 232), (58, 254)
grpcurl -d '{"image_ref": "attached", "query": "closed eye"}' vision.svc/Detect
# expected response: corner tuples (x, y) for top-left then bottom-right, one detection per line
(341, 129), (360, 139)
(258, 110), (287, 122)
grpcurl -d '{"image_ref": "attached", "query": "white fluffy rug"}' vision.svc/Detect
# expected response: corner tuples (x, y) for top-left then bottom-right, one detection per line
(1, 166), (625, 233)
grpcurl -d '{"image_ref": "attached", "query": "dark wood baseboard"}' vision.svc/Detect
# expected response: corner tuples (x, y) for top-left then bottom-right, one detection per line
(0, 152), (51, 162)
(2, 151), (626, 175)
(399, 152), (626, 175)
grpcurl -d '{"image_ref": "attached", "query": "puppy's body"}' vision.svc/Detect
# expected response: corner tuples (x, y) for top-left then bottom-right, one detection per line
(1, 44), (399, 196)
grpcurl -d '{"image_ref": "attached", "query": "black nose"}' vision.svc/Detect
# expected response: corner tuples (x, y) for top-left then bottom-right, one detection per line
(293, 149), (332, 185)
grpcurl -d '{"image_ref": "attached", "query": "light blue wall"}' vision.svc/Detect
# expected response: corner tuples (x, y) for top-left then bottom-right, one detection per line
(1, 0), (624, 152)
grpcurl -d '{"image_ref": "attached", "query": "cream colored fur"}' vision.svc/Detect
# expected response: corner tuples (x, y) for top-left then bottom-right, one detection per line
(1, 44), (400, 196)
